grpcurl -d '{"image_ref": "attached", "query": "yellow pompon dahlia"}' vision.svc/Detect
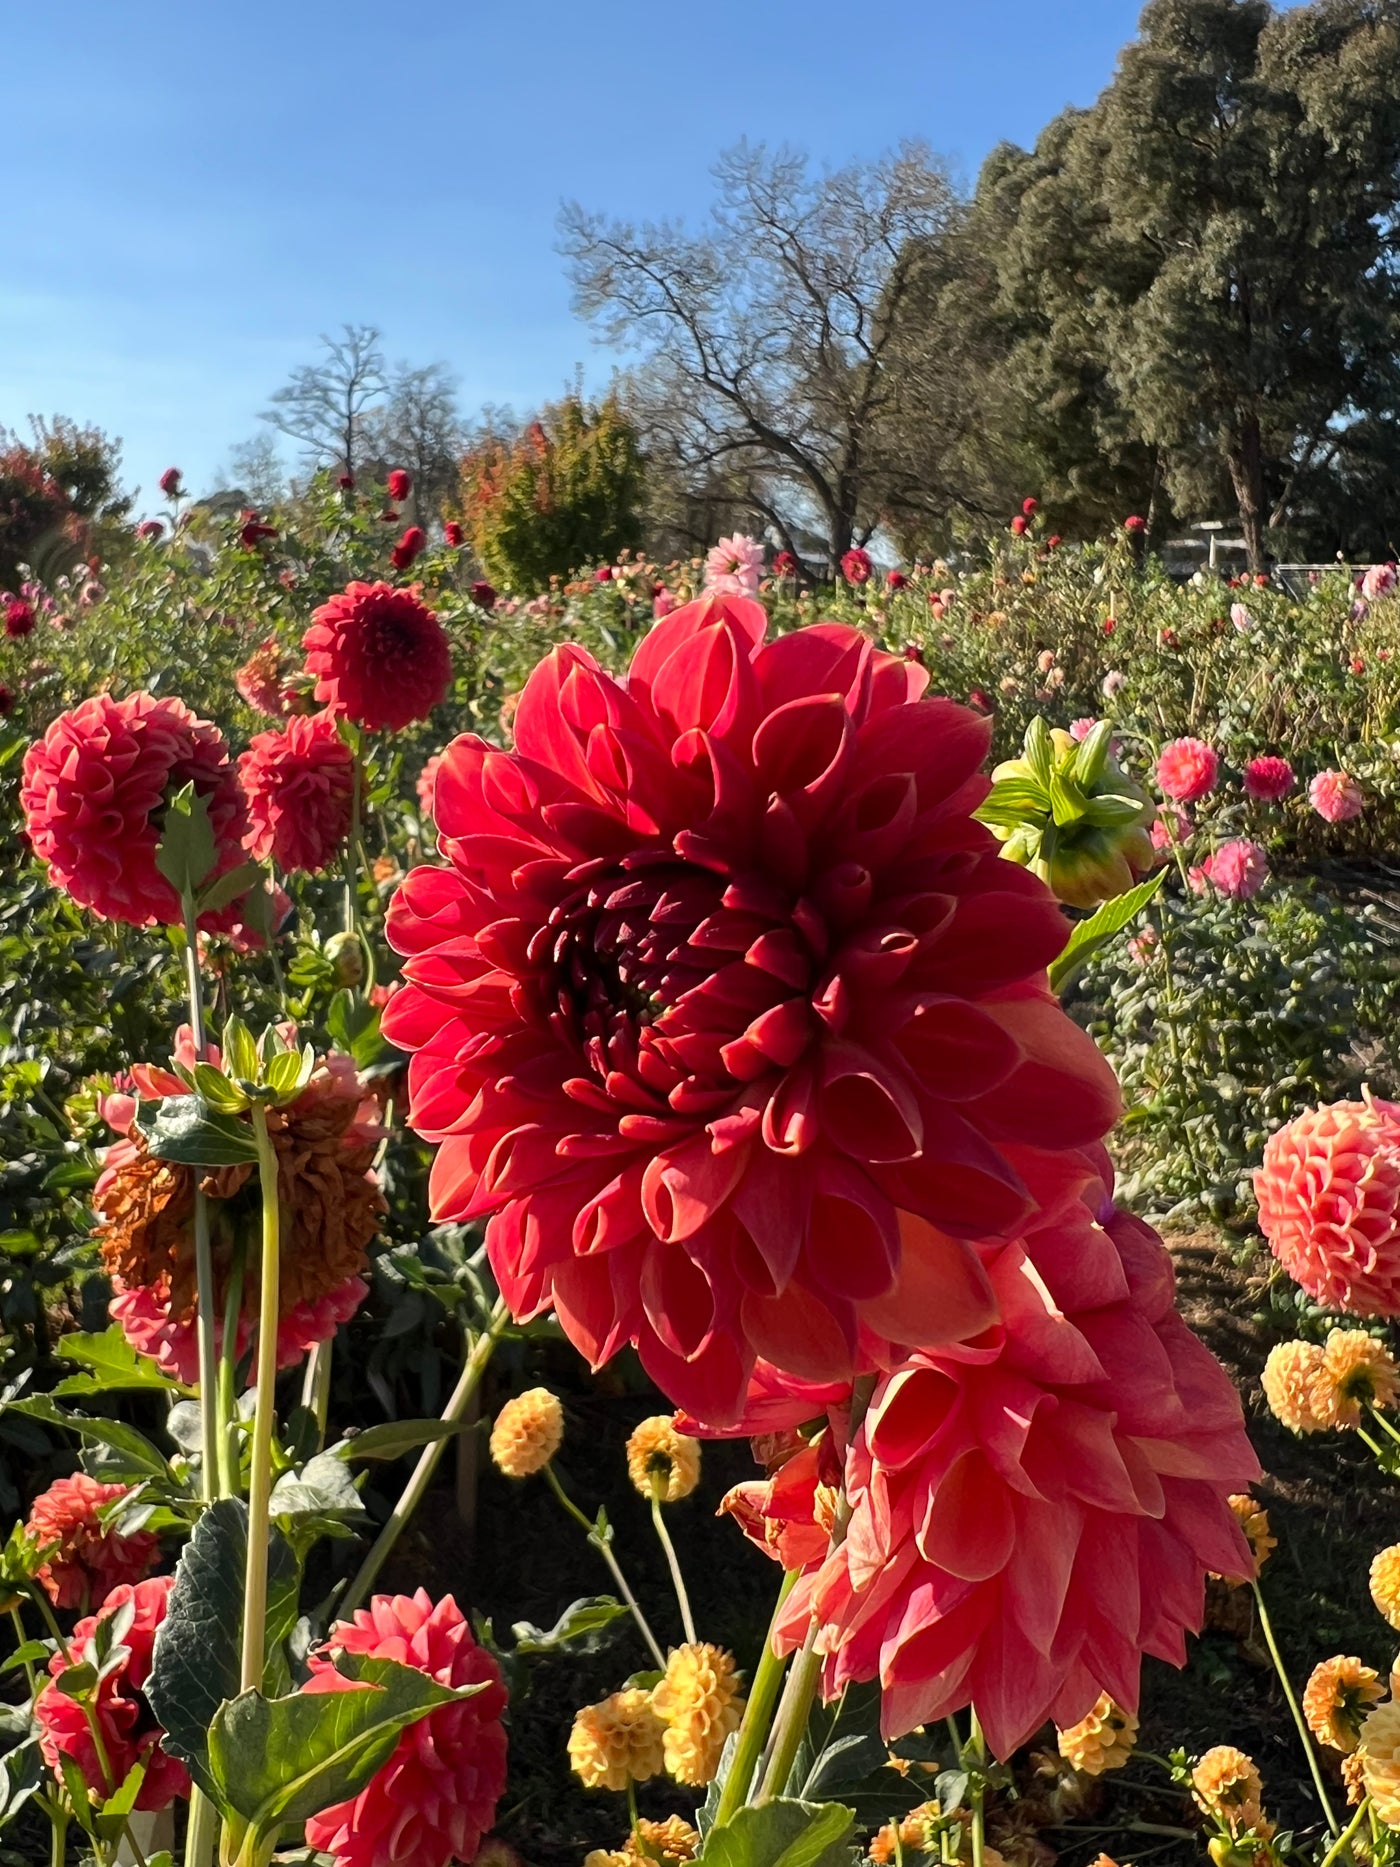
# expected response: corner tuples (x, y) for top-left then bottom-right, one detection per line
(1310, 1329), (1400, 1428)
(1359, 1700), (1400, 1823)
(567, 1689), (667, 1791)
(626, 1416), (701, 1504)
(1303, 1656), (1385, 1753)
(1373, 1546), (1400, 1631)
(1227, 1495), (1277, 1577)
(1191, 1746), (1274, 1838)
(1261, 1341), (1327, 1434)
(633, 1816), (701, 1864)
(1056, 1694), (1139, 1775)
(652, 1643), (745, 1786)
(489, 1387), (563, 1478)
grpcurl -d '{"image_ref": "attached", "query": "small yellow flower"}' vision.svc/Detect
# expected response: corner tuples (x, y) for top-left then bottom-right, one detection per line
(1261, 1341), (1327, 1434)
(1360, 1699), (1400, 1823)
(1227, 1495), (1277, 1577)
(651, 1642), (745, 1785)
(1303, 1656), (1384, 1753)
(626, 1416), (701, 1504)
(1191, 1745), (1273, 1838)
(1056, 1694), (1139, 1775)
(489, 1387), (563, 1478)
(633, 1816), (701, 1864)
(1373, 1546), (1400, 1630)
(1311, 1328), (1400, 1429)
(567, 1688), (667, 1791)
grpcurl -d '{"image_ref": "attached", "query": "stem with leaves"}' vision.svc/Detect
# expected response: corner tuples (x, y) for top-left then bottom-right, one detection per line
(542, 1463), (666, 1671)
(711, 1571), (799, 1826)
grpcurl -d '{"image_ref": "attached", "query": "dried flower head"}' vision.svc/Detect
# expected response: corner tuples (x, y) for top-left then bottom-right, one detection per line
(1056, 1695), (1139, 1776)
(1261, 1340), (1328, 1434)
(1190, 1746), (1273, 1837)
(1371, 1545), (1400, 1630)
(1303, 1656), (1384, 1753)
(1226, 1495), (1277, 1577)
(652, 1643), (745, 1786)
(567, 1689), (666, 1791)
(489, 1388), (563, 1478)
(626, 1416), (701, 1504)
(1359, 1700), (1400, 1823)
(1310, 1328), (1400, 1428)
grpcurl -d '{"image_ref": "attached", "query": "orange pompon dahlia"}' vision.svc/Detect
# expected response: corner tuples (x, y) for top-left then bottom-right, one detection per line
(626, 1416), (701, 1503)
(1190, 1745), (1272, 1837)
(489, 1387), (563, 1477)
(1056, 1695), (1139, 1775)
(1359, 1700), (1400, 1823)
(1261, 1340), (1327, 1433)
(1255, 1097), (1400, 1315)
(21, 692), (247, 927)
(35, 1576), (189, 1811)
(1310, 1327), (1400, 1427)
(1303, 1656), (1384, 1753)
(652, 1642), (745, 1786)
(25, 1474), (159, 1610)
(584, 1819), (700, 1867)
(303, 582), (452, 732)
(302, 1591), (508, 1867)
(567, 1689), (667, 1790)
(1371, 1545), (1400, 1629)
(1226, 1495), (1276, 1576)
(382, 595), (1121, 1422)
(239, 711), (356, 874)
(235, 636), (290, 718)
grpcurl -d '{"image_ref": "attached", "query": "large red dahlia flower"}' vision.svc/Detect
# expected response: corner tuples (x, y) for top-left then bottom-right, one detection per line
(383, 596), (1119, 1421)
(36, 1576), (189, 1811)
(21, 692), (247, 926)
(1255, 1097), (1400, 1315)
(239, 711), (356, 873)
(302, 1590), (508, 1867)
(303, 582), (452, 732)
(25, 1473), (159, 1610)
(775, 1153), (1259, 1757)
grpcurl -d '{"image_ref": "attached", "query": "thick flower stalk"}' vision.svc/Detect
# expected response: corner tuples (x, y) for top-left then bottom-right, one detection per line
(384, 595), (1119, 1421)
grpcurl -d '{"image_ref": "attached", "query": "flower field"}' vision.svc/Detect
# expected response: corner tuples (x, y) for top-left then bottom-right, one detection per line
(5, 479), (1400, 1867)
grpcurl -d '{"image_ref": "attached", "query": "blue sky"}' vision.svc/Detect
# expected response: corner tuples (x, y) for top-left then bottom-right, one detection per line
(4, 0), (1142, 510)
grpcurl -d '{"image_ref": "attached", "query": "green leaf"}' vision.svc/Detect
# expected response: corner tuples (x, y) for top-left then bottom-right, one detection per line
(0, 1736), (39, 1833)
(330, 1418), (468, 1462)
(1048, 870), (1166, 996)
(700, 1797), (855, 1867)
(327, 990), (389, 1070)
(154, 784), (218, 901)
(1072, 719), (1114, 786)
(511, 1596), (628, 1656)
(269, 1454), (366, 1556)
(137, 1095), (258, 1167)
(191, 1063), (251, 1114)
(1, 1396), (169, 1478)
(1022, 716), (1053, 786)
(973, 776), (1047, 831)
(50, 1329), (183, 1399)
(0, 1640), (50, 1676)
(146, 1499), (301, 1801)
(195, 860), (263, 917)
(264, 1047), (313, 1104)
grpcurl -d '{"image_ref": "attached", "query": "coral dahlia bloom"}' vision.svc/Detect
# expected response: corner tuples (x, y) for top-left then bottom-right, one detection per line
(236, 637), (290, 719)
(26, 1474), (159, 1609)
(303, 582), (452, 732)
(239, 712), (356, 873)
(1311, 769), (1364, 823)
(1363, 563), (1397, 602)
(1254, 1097), (1400, 1315)
(417, 751), (442, 822)
(1201, 838), (1268, 901)
(1304, 1656), (1383, 1753)
(22, 692), (248, 927)
(36, 1576), (189, 1811)
(382, 595), (1121, 1421)
(704, 535), (764, 598)
(1155, 737), (1218, 803)
(779, 1154), (1259, 1756)
(1242, 756), (1294, 802)
(303, 1591), (508, 1867)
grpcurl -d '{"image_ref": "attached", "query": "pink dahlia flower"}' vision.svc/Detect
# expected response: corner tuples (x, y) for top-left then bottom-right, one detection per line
(21, 692), (248, 927)
(1201, 838), (1269, 901)
(36, 1576), (189, 1811)
(303, 1591), (508, 1867)
(777, 1153), (1259, 1757)
(1155, 738), (1219, 804)
(239, 712), (356, 874)
(1255, 1097), (1400, 1315)
(25, 1474), (159, 1610)
(303, 582), (452, 732)
(1243, 756), (1294, 802)
(383, 594), (1120, 1422)
(1229, 603), (1254, 633)
(1149, 805), (1190, 853)
(417, 751), (443, 822)
(1362, 563), (1396, 602)
(704, 535), (765, 598)
(110, 1272), (366, 1386)
(1310, 769), (1364, 823)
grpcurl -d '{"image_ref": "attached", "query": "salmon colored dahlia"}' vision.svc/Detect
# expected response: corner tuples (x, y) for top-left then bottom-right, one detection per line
(1255, 1097), (1400, 1315)
(1310, 770), (1364, 823)
(1304, 1656), (1383, 1753)
(778, 1153), (1259, 1756)
(1156, 738), (1219, 803)
(21, 692), (247, 927)
(25, 1474), (159, 1610)
(239, 711), (356, 874)
(235, 637), (290, 718)
(302, 1591), (508, 1867)
(303, 582), (452, 732)
(36, 1576), (189, 1811)
(382, 596), (1120, 1421)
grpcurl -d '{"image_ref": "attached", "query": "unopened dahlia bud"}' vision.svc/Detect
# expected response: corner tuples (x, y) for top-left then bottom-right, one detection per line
(489, 1387), (563, 1477)
(626, 1416), (700, 1503)
(324, 929), (365, 986)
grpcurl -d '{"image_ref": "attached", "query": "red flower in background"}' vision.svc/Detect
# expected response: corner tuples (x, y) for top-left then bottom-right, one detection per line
(239, 712), (356, 873)
(1255, 1097), (1400, 1315)
(36, 1577), (190, 1812)
(304, 582), (452, 732)
(416, 752), (442, 822)
(445, 520), (464, 548)
(5, 597), (35, 638)
(383, 594), (1119, 1422)
(772, 551), (798, 578)
(21, 692), (247, 927)
(302, 1591), (508, 1867)
(1010, 516), (1029, 537)
(391, 525), (427, 571)
(387, 468), (412, 503)
(840, 548), (872, 584)
(886, 570), (908, 592)
(158, 467), (182, 499)
(1310, 769), (1364, 823)
(136, 520), (164, 543)
(26, 1474), (159, 1610)
(1123, 515), (1146, 534)
(238, 509), (277, 549)
(1243, 755), (1295, 802)
(338, 473), (356, 490)
(470, 581), (498, 610)
(1022, 497), (1038, 516)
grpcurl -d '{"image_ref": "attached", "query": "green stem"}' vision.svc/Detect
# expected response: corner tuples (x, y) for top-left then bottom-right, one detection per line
(27, 1585), (71, 1664)
(301, 1337), (333, 1448)
(1367, 1404), (1400, 1449)
(339, 1298), (510, 1617)
(49, 1810), (66, 1867)
(712, 1571), (799, 1826)
(185, 1788), (220, 1867)
(1251, 1580), (1340, 1834)
(217, 1241), (246, 1497)
(542, 1462), (665, 1670)
(240, 1104), (281, 1695)
(181, 897), (223, 1507)
(969, 1710), (987, 1867)
(649, 1488), (697, 1644)
(8, 1605), (36, 1698)
(1319, 1798), (1368, 1867)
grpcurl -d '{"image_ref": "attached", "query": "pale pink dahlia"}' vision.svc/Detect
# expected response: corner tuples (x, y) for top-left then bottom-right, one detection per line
(704, 535), (765, 598)
(1310, 770), (1364, 824)
(1255, 1098), (1400, 1315)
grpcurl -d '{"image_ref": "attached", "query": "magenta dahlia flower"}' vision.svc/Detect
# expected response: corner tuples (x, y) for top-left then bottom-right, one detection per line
(1255, 1097), (1400, 1315)
(25, 1474), (158, 1611)
(1156, 737), (1219, 804)
(1310, 769), (1364, 823)
(303, 1591), (508, 1867)
(1243, 756), (1294, 802)
(1201, 838), (1269, 901)
(36, 1576), (189, 1811)
(21, 692), (247, 926)
(239, 712), (356, 874)
(383, 594), (1120, 1421)
(303, 582), (452, 732)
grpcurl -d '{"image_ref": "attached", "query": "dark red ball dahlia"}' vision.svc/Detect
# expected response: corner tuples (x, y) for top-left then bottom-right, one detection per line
(391, 525), (427, 571)
(445, 520), (464, 548)
(239, 711), (356, 873)
(384, 596), (1119, 1421)
(303, 581), (452, 732)
(387, 467), (412, 503)
(21, 692), (248, 926)
(158, 467), (183, 499)
(470, 580), (497, 610)
(5, 597), (35, 637)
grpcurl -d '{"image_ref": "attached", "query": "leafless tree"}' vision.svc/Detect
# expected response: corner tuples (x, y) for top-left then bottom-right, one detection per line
(361, 361), (464, 522)
(560, 141), (967, 568)
(217, 434), (288, 508)
(262, 324), (387, 476)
